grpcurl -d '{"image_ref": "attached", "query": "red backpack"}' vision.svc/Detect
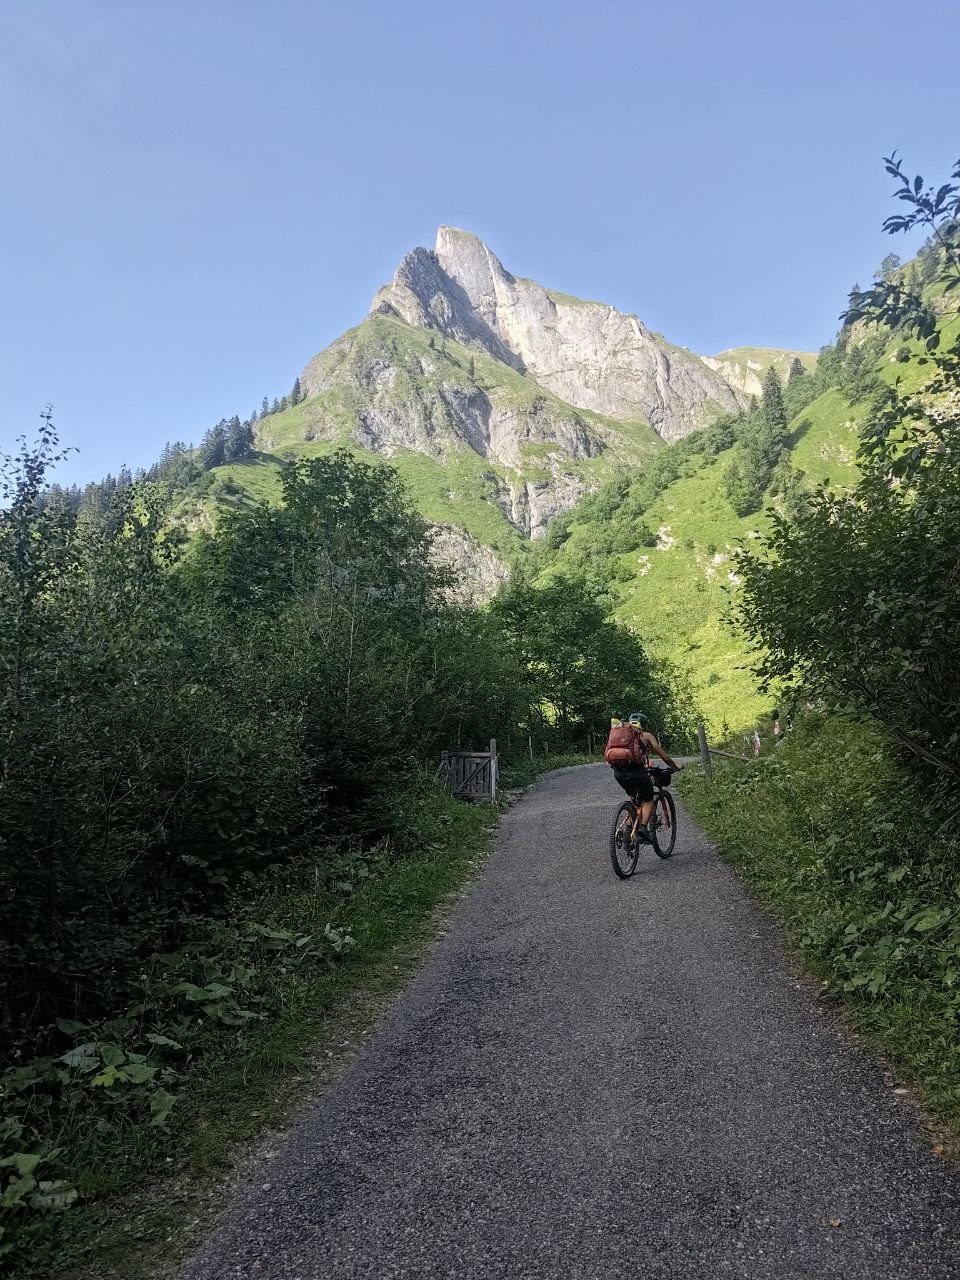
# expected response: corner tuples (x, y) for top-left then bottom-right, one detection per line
(604, 723), (647, 768)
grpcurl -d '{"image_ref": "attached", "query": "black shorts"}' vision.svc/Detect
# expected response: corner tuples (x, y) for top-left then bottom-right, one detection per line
(613, 765), (653, 803)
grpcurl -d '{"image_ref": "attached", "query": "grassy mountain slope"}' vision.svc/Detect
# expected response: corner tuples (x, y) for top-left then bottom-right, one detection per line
(542, 386), (864, 734)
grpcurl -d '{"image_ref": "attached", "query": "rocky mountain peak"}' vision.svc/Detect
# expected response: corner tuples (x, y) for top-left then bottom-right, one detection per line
(371, 227), (744, 441)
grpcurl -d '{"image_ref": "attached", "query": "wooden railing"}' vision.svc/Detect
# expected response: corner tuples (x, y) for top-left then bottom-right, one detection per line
(439, 739), (498, 802)
(697, 722), (751, 781)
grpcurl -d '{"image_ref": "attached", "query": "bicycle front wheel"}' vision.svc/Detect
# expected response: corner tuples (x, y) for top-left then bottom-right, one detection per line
(610, 801), (640, 879)
(651, 789), (677, 859)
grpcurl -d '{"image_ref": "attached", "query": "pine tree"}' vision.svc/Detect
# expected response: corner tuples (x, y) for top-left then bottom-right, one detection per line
(760, 367), (787, 440)
(919, 242), (940, 284)
(840, 345), (876, 403)
(271, 397), (280, 414)
(261, 396), (270, 419)
(878, 252), (901, 281)
(724, 370), (788, 516)
(290, 376), (302, 406)
(787, 356), (805, 384)
(201, 421), (227, 470)
(225, 417), (256, 461)
(468, 355), (476, 378)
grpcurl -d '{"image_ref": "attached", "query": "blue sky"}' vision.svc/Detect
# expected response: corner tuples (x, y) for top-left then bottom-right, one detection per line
(2, 0), (958, 484)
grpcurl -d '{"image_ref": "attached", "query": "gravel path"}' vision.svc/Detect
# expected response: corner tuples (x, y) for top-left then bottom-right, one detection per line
(178, 764), (960, 1279)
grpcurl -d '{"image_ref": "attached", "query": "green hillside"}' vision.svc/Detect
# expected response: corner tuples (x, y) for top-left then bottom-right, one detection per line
(615, 389), (862, 731)
(538, 381), (864, 734)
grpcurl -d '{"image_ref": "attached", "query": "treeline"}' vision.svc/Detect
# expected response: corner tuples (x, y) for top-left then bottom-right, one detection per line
(40, 376), (305, 523)
(0, 429), (694, 1254)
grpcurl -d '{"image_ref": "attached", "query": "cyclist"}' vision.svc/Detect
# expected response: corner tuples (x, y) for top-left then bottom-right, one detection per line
(611, 712), (683, 839)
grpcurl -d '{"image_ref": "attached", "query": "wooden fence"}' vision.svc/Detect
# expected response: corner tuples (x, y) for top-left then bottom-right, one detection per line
(439, 739), (498, 802)
(697, 721), (751, 781)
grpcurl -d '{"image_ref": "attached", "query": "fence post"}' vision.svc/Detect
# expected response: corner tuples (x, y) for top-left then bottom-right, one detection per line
(697, 721), (713, 781)
(489, 739), (498, 802)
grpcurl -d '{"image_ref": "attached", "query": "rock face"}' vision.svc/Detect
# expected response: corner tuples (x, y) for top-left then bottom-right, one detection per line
(303, 323), (606, 470)
(373, 226), (744, 442)
(429, 525), (509, 605)
(702, 348), (815, 400)
(299, 313), (647, 539)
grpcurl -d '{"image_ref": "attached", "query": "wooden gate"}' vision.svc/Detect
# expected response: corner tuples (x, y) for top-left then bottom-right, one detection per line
(439, 739), (498, 802)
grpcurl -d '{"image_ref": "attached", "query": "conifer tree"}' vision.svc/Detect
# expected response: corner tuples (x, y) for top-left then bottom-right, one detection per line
(225, 417), (256, 461)
(760, 367), (787, 438)
(201, 421), (227, 470)
(724, 369), (788, 516)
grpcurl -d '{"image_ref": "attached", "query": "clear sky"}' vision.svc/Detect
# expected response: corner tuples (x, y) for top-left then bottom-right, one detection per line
(2, 0), (958, 484)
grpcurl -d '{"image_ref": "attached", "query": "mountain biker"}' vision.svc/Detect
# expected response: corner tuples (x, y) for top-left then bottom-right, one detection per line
(607, 712), (683, 837)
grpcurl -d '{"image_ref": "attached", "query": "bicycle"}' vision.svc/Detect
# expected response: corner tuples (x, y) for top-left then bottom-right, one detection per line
(609, 766), (677, 878)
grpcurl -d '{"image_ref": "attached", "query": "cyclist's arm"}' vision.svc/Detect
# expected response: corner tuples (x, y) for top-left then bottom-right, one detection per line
(645, 733), (682, 771)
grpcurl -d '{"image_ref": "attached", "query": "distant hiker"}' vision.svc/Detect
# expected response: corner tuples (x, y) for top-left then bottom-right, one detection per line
(773, 709), (782, 739)
(752, 729), (762, 757)
(604, 712), (682, 839)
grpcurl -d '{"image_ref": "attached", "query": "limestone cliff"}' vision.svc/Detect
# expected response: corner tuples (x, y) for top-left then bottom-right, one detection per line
(373, 227), (744, 442)
(702, 347), (816, 400)
(429, 525), (509, 605)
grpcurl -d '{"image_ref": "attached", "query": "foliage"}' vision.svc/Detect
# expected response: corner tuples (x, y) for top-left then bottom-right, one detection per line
(490, 574), (697, 746)
(9, 771), (502, 1278)
(845, 152), (960, 478)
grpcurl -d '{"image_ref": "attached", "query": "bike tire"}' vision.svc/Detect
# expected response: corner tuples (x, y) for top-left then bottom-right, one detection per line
(651, 789), (677, 859)
(610, 801), (640, 879)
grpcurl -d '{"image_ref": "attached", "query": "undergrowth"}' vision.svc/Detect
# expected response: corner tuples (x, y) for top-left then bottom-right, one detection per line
(1, 775), (502, 1278)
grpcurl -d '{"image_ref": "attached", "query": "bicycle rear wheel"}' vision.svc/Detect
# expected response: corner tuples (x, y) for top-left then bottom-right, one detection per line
(651, 789), (677, 859)
(610, 801), (640, 879)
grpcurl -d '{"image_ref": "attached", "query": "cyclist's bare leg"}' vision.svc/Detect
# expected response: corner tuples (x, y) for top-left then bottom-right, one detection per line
(639, 798), (655, 825)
